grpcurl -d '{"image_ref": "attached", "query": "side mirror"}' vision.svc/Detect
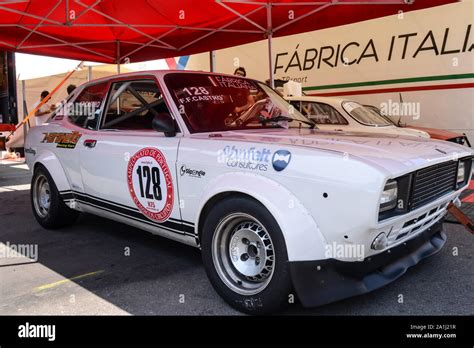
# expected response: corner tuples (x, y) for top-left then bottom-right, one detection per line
(152, 113), (176, 137)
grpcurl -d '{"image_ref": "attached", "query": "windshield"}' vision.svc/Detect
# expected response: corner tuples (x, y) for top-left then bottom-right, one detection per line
(299, 101), (348, 125)
(342, 101), (392, 127)
(165, 73), (314, 133)
(364, 105), (399, 126)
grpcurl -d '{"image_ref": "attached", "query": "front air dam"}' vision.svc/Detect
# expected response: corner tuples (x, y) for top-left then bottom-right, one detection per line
(289, 220), (446, 307)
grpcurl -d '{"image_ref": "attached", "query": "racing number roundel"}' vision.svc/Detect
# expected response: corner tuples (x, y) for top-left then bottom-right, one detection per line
(127, 147), (174, 222)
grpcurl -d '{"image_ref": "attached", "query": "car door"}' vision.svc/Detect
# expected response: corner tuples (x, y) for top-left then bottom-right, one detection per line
(77, 76), (185, 235)
(53, 80), (110, 193)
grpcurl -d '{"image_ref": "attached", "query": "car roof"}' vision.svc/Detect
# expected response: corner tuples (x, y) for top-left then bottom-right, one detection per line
(76, 69), (254, 88)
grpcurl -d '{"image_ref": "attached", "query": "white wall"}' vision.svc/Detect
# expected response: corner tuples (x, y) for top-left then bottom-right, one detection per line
(187, 0), (474, 141)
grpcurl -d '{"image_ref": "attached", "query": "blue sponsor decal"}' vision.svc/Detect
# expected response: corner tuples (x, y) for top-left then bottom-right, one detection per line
(222, 145), (272, 162)
(219, 145), (272, 171)
(272, 150), (291, 171)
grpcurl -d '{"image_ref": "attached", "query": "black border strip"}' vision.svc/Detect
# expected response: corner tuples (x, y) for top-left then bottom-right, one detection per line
(60, 190), (195, 227)
(59, 190), (195, 236)
(77, 200), (195, 238)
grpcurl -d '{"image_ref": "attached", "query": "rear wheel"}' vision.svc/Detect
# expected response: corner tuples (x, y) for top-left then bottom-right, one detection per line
(201, 196), (292, 314)
(31, 165), (79, 229)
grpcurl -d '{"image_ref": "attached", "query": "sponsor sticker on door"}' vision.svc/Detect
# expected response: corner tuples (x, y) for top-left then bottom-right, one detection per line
(41, 131), (82, 149)
(127, 147), (174, 222)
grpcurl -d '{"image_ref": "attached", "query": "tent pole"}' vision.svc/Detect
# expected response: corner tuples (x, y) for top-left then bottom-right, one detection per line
(209, 51), (216, 72)
(267, 33), (273, 88)
(116, 40), (121, 74)
(266, 4), (274, 88)
(21, 79), (28, 146)
(87, 65), (92, 81)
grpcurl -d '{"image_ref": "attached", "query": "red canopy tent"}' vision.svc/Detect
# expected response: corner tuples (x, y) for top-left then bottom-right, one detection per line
(0, 0), (457, 83)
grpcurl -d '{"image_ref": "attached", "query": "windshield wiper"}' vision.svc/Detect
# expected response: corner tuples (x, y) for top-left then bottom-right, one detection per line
(262, 115), (316, 129)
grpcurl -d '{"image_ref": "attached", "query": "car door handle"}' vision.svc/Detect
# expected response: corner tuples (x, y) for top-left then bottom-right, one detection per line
(83, 139), (97, 148)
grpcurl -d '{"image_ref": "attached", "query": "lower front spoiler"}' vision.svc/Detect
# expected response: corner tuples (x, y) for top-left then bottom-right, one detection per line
(289, 220), (446, 308)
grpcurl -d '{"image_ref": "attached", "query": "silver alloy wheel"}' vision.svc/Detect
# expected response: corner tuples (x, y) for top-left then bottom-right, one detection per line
(211, 213), (275, 296)
(33, 174), (51, 218)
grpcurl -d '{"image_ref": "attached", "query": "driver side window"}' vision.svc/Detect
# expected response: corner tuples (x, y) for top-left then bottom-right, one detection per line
(101, 79), (174, 131)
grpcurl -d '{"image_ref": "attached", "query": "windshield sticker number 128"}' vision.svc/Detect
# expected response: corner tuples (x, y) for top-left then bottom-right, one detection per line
(182, 87), (209, 96)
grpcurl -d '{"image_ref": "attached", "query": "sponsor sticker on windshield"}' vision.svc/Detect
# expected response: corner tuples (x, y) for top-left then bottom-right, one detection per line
(212, 76), (255, 89)
(174, 86), (230, 105)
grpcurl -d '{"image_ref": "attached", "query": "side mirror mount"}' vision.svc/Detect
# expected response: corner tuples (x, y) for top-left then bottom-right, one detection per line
(152, 113), (176, 137)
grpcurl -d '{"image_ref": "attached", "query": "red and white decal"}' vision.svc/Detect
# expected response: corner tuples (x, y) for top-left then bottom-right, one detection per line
(127, 147), (174, 222)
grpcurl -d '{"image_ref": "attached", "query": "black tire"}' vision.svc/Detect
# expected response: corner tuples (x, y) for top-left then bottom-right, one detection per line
(30, 164), (80, 229)
(201, 195), (292, 314)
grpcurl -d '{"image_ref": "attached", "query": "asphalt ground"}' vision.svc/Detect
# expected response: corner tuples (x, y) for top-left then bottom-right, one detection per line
(0, 159), (473, 315)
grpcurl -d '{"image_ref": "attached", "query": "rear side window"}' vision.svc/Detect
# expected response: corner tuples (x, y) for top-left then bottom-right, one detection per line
(101, 80), (172, 130)
(301, 102), (348, 125)
(68, 82), (108, 130)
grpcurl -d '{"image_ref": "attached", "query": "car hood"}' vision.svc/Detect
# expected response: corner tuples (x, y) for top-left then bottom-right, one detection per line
(199, 128), (473, 175)
(329, 124), (430, 138)
(402, 125), (463, 140)
(389, 126), (430, 138)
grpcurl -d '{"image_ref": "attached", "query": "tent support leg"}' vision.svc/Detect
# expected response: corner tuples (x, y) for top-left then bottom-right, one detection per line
(116, 40), (121, 74)
(266, 4), (274, 88)
(209, 51), (216, 72)
(267, 33), (273, 88)
(21, 79), (28, 146)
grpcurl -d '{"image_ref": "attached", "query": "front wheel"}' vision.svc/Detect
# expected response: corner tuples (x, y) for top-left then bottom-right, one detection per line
(201, 196), (292, 314)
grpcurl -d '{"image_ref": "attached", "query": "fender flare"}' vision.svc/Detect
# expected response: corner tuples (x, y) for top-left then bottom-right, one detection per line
(33, 150), (72, 192)
(195, 172), (328, 262)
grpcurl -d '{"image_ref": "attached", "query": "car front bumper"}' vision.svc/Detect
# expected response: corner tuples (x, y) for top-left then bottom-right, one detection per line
(289, 219), (446, 308)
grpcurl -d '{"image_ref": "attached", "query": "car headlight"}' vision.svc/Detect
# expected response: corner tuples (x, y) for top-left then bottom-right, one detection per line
(457, 161), (465, 184)
(379, 180), (398, 212)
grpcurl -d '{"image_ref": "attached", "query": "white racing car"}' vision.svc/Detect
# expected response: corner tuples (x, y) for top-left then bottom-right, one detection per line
(286, 95), (431, 138)
(25, 71), (473, 314)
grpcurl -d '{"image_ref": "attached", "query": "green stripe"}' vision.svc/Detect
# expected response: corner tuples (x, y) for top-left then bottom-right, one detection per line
(302, 73), (474, 91)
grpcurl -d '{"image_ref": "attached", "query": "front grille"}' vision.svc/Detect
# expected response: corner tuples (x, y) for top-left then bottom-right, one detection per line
(411, 161), (458, 209)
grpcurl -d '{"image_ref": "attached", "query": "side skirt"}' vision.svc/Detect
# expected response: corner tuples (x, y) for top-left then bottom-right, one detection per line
(60, 190), (199, 248)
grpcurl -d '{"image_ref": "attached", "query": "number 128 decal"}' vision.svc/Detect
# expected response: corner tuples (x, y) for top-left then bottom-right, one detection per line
(127, 147), (174, 222)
